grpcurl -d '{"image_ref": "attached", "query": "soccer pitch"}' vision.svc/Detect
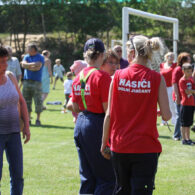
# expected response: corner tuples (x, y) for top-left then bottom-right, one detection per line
(1, 82), (195, 195)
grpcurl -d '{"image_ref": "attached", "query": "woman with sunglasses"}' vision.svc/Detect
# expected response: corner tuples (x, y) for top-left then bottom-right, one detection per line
(101, 49), (120, 77)
(113, 45), (129, 69)
(101, 35), (171, 195)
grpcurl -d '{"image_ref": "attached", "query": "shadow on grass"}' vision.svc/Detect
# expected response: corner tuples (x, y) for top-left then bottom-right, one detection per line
(31, 124), (74, 130)
(45, 108), (61, 112)
(159, 135), (172, 140)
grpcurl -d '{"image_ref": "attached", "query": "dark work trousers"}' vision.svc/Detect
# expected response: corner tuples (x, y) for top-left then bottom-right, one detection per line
(111, 152), (160, 195)
(74, 111), (115, 195)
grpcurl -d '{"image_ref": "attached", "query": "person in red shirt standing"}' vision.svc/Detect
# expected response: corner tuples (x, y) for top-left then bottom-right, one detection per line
(160, 52), (176, 125)
(172, 53), (191, 141)
(179, 63), (195, 145)
(101, 35), (171, 195)
(72, 38), (115, 195)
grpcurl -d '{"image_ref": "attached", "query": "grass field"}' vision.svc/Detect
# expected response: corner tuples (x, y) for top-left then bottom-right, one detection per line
(1, 81), (195, 195)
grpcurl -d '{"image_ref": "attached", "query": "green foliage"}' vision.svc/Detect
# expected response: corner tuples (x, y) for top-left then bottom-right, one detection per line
(1, 0), (195, 64)
(38, 37), (82, 68)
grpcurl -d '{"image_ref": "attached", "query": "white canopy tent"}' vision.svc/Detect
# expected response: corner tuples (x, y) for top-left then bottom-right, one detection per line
(122, 7), (179, 59)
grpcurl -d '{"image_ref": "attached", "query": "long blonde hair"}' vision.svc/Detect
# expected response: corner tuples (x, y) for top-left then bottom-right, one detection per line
(126, 35), (164, 69)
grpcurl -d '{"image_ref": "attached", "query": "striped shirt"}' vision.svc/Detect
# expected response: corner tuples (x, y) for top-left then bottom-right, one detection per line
(0, 75), (20, 134)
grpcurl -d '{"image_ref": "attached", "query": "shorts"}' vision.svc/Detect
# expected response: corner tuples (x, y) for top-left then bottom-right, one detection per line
(180, 105), (194, 127)
(22, 80), (43, 113)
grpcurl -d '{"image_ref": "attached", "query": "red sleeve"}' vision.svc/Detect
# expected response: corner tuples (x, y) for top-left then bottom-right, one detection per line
(99, 73), (111, 103)
(172, 68), (180, 84)
(192, 80), (195, 90)
(179, 79), (185, 95)
(160, 63), (164, 70)
(173, 63), (177, 68)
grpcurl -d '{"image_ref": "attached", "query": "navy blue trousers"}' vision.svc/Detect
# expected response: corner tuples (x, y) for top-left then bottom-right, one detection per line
(0, 133), (23, 195)
(74, 112), (115, 195)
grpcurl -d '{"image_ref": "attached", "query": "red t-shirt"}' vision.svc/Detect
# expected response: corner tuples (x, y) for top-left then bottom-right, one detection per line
(172, 66), (183, 101)
(110, 64), (162, 153)
(72, 66), (111, 113)
(179, 77), (195, 106)
(160, 63), (176, 87)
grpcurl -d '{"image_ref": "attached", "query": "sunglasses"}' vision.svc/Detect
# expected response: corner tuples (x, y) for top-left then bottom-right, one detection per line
(116, 50), (122, 53)
(108, 62), (118, 66)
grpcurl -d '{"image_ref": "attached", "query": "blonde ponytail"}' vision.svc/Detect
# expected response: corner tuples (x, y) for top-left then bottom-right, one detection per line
(127, 35), (164, 60)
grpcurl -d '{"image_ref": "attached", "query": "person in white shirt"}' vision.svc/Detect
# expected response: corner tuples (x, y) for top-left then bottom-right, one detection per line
(53, 59), (65, 89)
(5, 46), (22, 82)
(63, 72), (73, 112)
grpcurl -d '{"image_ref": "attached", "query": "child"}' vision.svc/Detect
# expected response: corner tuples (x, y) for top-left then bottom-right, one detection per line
(70, 60), (87, 76)
(53, 59), (65, 89)
(62, 72), (73, 113)
(68, 60), (87, 122)
(179, 63), (195, 145)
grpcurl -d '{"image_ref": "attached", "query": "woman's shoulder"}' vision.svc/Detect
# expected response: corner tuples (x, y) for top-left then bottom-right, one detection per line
(150, 69), (161, 79)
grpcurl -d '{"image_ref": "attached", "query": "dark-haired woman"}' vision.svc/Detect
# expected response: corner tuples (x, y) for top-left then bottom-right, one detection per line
(72, 38), (115, 195)
(0, 46), (30, 195)
(172, 52), (191, 141)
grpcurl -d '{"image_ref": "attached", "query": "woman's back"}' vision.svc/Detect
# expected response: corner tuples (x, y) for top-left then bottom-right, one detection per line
(72, 66), (111, 113)
(110, 64), (162, 153)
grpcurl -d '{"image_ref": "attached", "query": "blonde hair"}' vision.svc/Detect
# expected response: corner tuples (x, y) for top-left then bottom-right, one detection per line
(126, 35), (164, 61)
(83, 50), (102, 62)
(193, 54), (195, 61)
(42, 50), (50, 57)
(113, 45), (122, 51)
(164, 52), (174, 61)
(55, 59), (61, 64)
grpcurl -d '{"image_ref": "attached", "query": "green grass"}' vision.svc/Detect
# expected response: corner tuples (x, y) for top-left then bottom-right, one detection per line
(1, 81), (195, 195)
(0, 33), (9, 39)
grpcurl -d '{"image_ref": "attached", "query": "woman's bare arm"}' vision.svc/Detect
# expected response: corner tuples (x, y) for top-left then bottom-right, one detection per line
(173, 83), (180, 104)
(72, 102), (80, 113)
(66, 98), (74, 112)
(158, 76), (172, 121)
(8, 72), (31, 144)
(101, 80), (113, 160)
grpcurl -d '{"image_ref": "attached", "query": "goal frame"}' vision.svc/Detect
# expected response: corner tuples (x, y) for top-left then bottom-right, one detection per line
(122, 7), (179, 59)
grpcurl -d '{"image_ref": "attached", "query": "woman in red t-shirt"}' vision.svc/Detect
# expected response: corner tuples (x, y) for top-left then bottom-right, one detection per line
(101, 35), (171, 195)
(172, 52), (191, 140)
(160, 52), (177, 125)
(100, 49), (119, 77)
(72, 38), (115, 195)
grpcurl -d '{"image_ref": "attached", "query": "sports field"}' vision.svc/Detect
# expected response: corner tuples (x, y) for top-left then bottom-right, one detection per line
(1, 82), (195, 195)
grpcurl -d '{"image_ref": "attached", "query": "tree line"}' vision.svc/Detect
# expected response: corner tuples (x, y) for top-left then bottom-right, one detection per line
(0, 0), (195, 67)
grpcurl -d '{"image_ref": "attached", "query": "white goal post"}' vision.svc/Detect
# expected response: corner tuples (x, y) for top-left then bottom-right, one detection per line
(122, 7), (179, 59)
